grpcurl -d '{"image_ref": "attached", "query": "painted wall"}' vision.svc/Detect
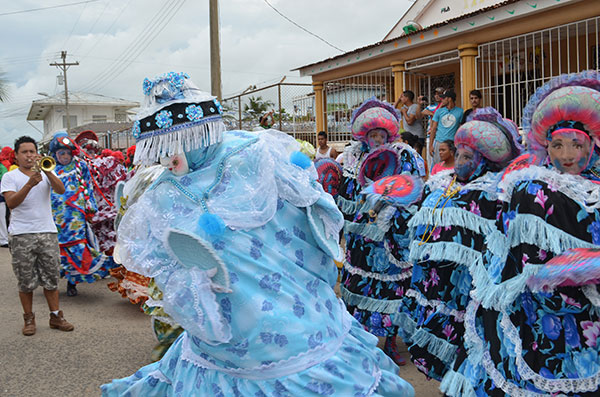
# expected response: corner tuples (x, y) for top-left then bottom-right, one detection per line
(43, 105), (131, 139)
(386, 0), (508, 40)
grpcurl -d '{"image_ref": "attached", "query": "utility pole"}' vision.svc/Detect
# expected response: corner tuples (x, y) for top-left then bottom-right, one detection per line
(50, 51), (79, 131)
(209, 0), (222, 100)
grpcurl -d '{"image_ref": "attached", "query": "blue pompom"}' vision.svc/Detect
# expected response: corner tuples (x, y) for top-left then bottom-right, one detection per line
(290, 151), (311, 169)
(197, 213), (226, 236)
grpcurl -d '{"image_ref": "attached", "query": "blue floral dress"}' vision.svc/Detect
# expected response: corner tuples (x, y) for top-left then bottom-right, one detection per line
(399, 170), (502, 381)
(101, 131), (414, 397)
(51, 159), (116, 284)
(447, 164), (600, 396)
(340, 143), (423, 339)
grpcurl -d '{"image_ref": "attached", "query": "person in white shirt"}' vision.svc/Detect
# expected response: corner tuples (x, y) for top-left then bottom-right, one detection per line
(1, 136), (74, 336)
(315, 131), (338, 160)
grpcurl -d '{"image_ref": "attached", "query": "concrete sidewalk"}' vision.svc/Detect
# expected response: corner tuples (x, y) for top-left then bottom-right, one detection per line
(0, 247), (440, 396)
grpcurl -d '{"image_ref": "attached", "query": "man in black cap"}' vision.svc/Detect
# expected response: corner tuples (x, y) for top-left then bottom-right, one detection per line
(428, 89), (463, 167)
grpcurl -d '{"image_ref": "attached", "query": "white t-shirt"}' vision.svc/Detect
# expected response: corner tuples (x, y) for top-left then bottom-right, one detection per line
(1, 169), (57, 235)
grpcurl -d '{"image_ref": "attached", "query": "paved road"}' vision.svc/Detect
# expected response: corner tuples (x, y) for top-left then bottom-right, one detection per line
(0, 247), (440, 396)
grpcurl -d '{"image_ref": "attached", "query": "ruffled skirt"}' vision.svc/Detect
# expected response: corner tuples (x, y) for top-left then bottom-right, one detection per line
(101, 319), (415, 397)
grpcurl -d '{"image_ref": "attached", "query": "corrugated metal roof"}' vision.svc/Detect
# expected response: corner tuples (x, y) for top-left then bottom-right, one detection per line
(31, 91), (138, 107)
(294, 0), (521, 72)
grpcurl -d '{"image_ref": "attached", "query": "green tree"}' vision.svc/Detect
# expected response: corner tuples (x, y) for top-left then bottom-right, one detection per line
(243, 96), (274, 120)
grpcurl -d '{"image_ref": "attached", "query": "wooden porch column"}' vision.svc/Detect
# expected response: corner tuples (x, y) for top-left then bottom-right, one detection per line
(391, 61), (406, 104)
(313, 81), (326, 132)
(458, 43), (478, 109)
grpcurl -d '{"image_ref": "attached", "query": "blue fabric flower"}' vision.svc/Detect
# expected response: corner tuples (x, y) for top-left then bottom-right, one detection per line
(521, 292), (537, 326)
(155, 110), (173, 129)
(185, 104), (204, 121)
(541, 314), (562, 340)
(366, 247), (389, 273)
(214, 99), (224, 114)
(142, 78), (154, 96)
(588, 221), (600, 245)
(563, 314), (581, 348)
(132, 120), (141, 138)
(526, 182), (542, 195)
(573, 348), (600, 377)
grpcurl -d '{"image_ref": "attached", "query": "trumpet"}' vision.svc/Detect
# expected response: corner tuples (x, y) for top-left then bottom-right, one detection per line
(33, 156), (56, 172)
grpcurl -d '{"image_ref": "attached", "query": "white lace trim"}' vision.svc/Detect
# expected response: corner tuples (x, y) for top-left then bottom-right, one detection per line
(343, 259), (412, 282)
(147, 369), (171, 384)
(499, 165), (600, 210)
(425, 169), (454, 192)
(583, 285), (600, 307)
(366, 367), (383, 397)
(463, 299), (550, 397)
(180, 300), (352, 380)
(499, 310), (600, 393)
(405, 289), (465, 322)
(341, 141), (364, 178)
(383, 239), (413, 269)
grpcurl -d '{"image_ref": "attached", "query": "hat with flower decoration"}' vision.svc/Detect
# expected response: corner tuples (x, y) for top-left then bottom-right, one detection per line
(456, 107), (523, 165)
(350, 97), (401, 144)
(522, 70), (600, 156)
(131, 72), (226, 165)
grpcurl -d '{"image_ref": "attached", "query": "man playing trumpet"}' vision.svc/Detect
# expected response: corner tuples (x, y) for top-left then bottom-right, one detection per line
(1, 135), (73, 336)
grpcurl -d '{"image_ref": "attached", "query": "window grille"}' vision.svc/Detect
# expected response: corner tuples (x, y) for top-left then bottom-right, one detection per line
(476, 16), (600, 126)
(323, 67), (394, 142)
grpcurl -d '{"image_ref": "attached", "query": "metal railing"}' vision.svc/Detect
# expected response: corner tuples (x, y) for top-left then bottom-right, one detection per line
(323, 67), (394, 142)
(476, 16), (600, 125)
(222, 82), (316, 144)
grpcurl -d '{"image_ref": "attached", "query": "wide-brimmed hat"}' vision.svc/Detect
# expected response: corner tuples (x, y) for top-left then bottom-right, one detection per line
(455, 107), (522, 165)
(132, 72), (226, 165)
(350, 97), (401, 144)
(523, 70), (600, 154)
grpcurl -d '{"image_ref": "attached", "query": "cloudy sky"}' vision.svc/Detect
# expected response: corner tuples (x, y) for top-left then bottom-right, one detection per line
(0, 0), (412, 146)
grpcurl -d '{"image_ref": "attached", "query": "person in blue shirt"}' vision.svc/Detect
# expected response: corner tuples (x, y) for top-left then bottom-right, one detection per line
(428, 89), (463, 167)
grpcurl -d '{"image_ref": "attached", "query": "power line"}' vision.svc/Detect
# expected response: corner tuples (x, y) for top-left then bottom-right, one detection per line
(79, 0), (178, 91)
(62, 0), (92, 50)
(82, 0), (186, 92)
(71, 0), (113, 55)
(262, 0), (344, 53)
(0, 0), (100, 17)
(80, 0), (133, 58)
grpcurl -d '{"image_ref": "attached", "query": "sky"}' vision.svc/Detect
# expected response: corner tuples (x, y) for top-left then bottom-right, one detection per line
(0, 0), (412, 146)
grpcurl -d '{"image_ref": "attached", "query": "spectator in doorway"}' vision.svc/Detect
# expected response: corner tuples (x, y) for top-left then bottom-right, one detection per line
(1, 136), (74, 336)
(428, 89), (463, 167)
(395, 90), (424, 154)
(315, 131), (338, 160)
(431, 139), (456, 175)
(421, 87), (445, 130)
(461, 89), (483, 124)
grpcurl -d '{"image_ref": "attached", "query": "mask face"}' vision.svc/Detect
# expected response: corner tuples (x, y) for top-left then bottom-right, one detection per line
(547, 130), (592, 175)
(455, 145), (483, 182)
(56, 149), (72, 166)
(366, 128), (388, 150)
(160, 153), (189, 176)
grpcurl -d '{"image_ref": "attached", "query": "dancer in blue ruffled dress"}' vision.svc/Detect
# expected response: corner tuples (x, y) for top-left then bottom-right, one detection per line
(101, 72), (414, 396)
(339, 98), (425, 366)
(448, 71), (600, 396)
(400, 108), (522, 381)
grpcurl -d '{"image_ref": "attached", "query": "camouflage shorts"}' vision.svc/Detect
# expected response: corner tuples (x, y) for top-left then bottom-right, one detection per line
(9, 233), (60, 293)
